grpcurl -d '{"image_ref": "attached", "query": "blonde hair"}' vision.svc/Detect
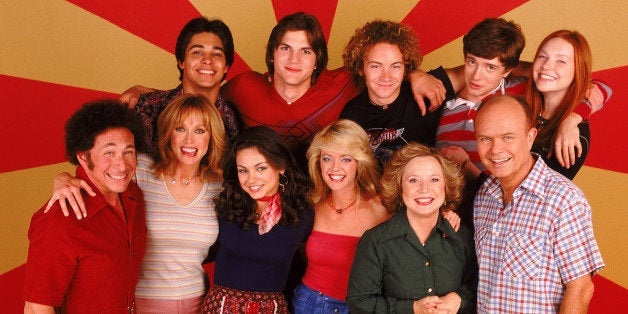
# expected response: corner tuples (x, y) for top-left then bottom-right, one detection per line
(306, 120), (381, 204)
(154, 94), (226, 181)
(381, 143), (464, 213)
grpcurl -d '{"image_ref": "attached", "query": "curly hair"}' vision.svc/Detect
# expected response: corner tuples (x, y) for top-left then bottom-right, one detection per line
(65, 99), (146, 165)
(306, 119), (381, 204)
(380, 143), (464, 213)
(265, 12), (328, 85)
(215, 126), (311, 230)
(463, 17), (525, 70)
(175, 17), (234, 81)
(343, 20), (422, 78)
(153, 94), (226, 182)
(526, 30), (592, 147)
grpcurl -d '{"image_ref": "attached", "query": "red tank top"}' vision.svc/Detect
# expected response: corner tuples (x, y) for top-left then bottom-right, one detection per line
(301, 230), (360, 301)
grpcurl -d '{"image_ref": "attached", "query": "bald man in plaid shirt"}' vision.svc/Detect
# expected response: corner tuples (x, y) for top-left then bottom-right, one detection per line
(472, 95), (604, 313)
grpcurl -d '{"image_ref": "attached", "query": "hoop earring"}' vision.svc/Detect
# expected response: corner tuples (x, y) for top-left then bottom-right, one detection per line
(279, 173), (289, 193)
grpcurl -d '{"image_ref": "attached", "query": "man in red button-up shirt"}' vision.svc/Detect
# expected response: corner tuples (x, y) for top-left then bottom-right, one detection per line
(24, 100), (147, 313)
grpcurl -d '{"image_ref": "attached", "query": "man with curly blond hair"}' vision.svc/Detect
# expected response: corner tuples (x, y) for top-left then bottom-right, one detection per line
(339, 20), (456, 164)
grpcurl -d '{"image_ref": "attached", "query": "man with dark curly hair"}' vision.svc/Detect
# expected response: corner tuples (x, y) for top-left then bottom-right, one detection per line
(339, 20), (456, 164)
(23, 100), (148, 313)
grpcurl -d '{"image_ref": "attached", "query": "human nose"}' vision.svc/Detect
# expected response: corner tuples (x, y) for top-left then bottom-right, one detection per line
(112, 154), (128, 171)
(472, 66), (482, 80)
(288, 51), (300, 63)
(202, 52), (213, 64)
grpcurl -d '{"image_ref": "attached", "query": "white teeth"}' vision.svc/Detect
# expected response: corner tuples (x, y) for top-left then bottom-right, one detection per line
(198, 69), (215, 74)
(414, 198), (433, 205)
(491, 157), (510, 164)
(249, 185), (262, 192)
(329, 175), (344, 181)
(109, 174), (127, 180)
(540, 73), (556, 80)
(181, 147), (197, 153)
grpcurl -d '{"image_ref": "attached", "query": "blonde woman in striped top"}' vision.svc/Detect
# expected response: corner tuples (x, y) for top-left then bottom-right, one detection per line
(48, 94), (227, 313)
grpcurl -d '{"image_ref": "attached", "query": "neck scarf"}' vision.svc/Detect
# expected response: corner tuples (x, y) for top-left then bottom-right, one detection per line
(256, 193), (282, 235)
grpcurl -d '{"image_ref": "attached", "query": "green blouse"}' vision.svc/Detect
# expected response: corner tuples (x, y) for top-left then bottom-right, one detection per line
(347, 208), (477, 313)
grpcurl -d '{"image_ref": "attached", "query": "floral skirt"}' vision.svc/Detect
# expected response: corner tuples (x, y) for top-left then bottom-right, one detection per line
(201, 284), (288, 314)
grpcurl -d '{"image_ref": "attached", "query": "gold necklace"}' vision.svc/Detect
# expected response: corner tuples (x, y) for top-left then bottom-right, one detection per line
(328, 195), (358, 214)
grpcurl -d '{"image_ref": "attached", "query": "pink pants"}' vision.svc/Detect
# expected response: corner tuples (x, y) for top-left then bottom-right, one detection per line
(135, 296), (203, 314)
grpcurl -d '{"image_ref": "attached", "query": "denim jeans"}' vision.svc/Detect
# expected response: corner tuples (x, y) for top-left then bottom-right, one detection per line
(291, 283), (349, 314)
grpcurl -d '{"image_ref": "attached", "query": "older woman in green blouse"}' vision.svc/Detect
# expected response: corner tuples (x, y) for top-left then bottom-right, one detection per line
(347, 143), (477, 313)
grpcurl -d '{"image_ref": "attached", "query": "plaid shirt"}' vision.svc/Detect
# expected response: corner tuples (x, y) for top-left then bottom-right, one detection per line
(474, 156), (604, 313)
(135, 84), (240, 153)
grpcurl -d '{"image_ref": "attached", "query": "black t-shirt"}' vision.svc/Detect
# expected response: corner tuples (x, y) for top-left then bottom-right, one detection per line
(339, 67), (455, 164)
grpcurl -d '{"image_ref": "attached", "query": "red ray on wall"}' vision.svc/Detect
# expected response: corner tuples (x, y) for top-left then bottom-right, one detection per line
(586, 66), (628, 174)
(589, 275), (628, 312)
(271, 0), (338, 41)
(66, 0), (251, 79)
(0, 75), (116, 173)
(402, 0), (528, 54)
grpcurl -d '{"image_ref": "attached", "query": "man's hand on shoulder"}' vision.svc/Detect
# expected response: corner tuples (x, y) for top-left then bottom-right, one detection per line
(408, 70), (446, 116)
(119, 85), (156, 108)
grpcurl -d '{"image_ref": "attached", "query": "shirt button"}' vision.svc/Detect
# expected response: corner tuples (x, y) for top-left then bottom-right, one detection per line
(425, 261), (430, 267)
(428, 288), (433, 293)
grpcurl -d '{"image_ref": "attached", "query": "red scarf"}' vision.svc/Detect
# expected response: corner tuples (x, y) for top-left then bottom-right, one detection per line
(256, 193), (281, 235)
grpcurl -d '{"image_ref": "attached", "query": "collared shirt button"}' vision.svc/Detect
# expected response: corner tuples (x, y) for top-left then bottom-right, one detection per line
(425, 261), (430, 266)
(428, 288), (433, 293)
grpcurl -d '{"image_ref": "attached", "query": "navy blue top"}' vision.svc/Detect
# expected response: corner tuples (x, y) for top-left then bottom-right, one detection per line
(214, 208), (314, 292)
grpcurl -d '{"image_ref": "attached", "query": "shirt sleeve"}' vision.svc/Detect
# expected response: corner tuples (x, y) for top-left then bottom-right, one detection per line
(23, 210), (78, 306)
(573, 79), (613, 119)
(346, 230), (414, 313)
(553, 196), (604, 284)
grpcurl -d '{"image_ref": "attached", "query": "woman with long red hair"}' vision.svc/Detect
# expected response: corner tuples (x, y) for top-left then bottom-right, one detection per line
(526, 30), (611, 179)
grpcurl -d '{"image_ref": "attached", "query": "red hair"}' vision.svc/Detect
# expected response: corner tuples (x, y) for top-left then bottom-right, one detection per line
(525, 30), (592, 146)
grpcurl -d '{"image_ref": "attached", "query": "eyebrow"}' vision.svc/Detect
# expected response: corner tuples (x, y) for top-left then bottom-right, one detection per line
(189, 44), (224, 52)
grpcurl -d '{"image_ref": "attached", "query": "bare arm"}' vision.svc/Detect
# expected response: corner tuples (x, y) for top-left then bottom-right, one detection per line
(440, 146), (482, 179)
(24, 302), (55, 314)
(559, 274), (594, 314)
(44, 172), (94, 219)
(407, 70), (447, 116)
(119, 85), (157, 108)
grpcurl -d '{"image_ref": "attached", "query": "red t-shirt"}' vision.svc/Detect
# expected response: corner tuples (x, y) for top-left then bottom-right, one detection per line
(221, 68), (360, 163)
(23, 166), (146, 313)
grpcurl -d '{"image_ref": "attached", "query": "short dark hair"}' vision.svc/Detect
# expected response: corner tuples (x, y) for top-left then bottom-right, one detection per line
(65, 99), (146, 165)
(265, 12), (328, 84)
(175, 17), (235, 81)
(463, 18), (525, 69)
(216, 126), (311, 229)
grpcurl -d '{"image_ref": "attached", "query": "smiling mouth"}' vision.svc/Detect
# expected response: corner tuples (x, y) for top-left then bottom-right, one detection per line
(414, 197), (434, 206)
(539, 73), (557, 80)
(108, 173), (128, 180)
(198, 69), (216, 75)
(181, 147), (198, 157)
(249, 185), (263, 192)
(489, 157), (512, 164)
(328, 174), (345, 182)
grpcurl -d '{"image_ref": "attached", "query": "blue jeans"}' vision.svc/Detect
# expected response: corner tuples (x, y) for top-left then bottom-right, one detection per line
(291, 283), (349, 314)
